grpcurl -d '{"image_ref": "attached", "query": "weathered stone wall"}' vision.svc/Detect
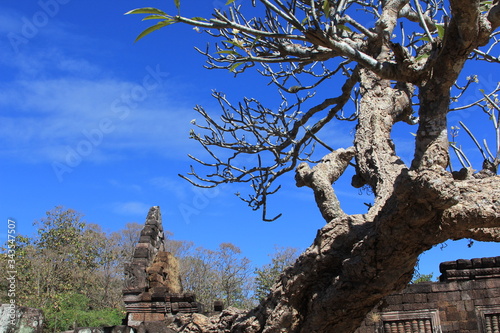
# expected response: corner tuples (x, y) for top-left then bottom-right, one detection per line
(356, 257), (500, 333)
(0, 304), (44, 333)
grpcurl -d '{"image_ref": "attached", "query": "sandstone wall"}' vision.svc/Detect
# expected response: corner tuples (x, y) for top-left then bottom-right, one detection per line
(356, 257), (500, 333)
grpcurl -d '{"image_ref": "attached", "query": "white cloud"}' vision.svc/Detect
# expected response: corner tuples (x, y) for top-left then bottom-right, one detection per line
(111, 201), (153, 216)
(108, 179), (143, 193)
(0, 71), (198, 164)
(1, 47), (101, 79)
(149, 176), (192, 201)
(0, 7), (203, 165)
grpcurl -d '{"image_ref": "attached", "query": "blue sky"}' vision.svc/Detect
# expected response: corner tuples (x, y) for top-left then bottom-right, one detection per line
(0, 0), (498, 277)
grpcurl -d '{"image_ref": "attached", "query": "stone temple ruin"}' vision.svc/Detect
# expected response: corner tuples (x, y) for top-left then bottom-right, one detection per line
(122, 206), (205, 328)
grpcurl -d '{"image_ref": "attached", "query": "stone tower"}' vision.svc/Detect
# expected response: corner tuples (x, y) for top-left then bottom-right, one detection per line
(122, 206), (202, 328)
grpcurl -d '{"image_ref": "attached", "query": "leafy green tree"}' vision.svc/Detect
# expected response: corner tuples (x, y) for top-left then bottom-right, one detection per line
(254, 247), (299, 301)
(411, 273), (435, 284)
(43, 293), (124, 332)
(0, 207), (126, 332)
(0, 235), (33, 305)
(31, 208), (104, 306)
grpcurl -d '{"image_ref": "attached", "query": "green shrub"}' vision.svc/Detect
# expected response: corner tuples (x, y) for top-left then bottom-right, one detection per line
(42, 293), (124, 332)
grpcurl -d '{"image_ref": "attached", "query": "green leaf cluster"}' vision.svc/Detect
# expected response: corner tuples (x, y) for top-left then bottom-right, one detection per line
(125, 7), (178, 42)
(43, 293), (124, 332)
(480, 0), (493, 12)
(411, 272), (435, 284)
(323, 0), (331, 16)
(125, 6), (211, 42)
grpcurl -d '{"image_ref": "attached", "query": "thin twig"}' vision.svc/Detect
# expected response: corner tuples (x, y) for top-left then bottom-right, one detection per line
(414, 0), (434, 42)
(459, 121), (488, 161)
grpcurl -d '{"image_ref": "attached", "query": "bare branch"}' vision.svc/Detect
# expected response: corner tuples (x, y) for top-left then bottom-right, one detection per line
(450, 143), (473, 169)
(459, 121), (489, 161)
(473, 48), (500, 63)
(398, 3), (437, 31)
(182, 69), (359, 220)
(414, 0), (435, 42)
(128, 0), (500, 219)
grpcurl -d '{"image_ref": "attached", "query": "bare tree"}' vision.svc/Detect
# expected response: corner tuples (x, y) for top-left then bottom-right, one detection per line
(127, 0), (500, 331)
(112, 222), (142, 265)
(169, 240), (255, 309)
(216, 243), (253, 309)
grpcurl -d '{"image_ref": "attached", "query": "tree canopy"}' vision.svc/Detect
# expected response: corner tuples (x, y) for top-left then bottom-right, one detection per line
(127, 0), (499, 218)
(127, 0), (500, 331)
(0, 207), (126, 332)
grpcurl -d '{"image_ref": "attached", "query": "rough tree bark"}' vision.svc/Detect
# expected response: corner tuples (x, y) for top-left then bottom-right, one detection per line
(128, 0), (500, 331)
